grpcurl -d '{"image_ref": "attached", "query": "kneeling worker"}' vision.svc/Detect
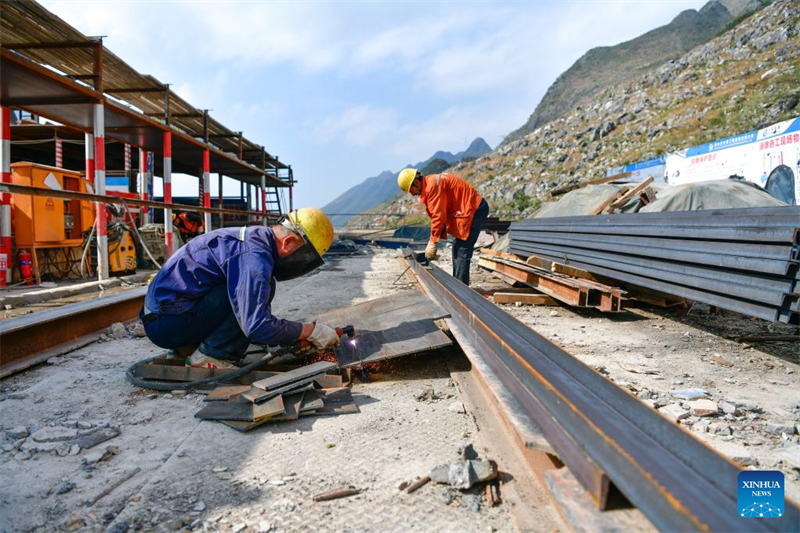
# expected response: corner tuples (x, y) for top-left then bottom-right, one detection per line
(397, 169), (489, 285)
(141, 208), (341, 369)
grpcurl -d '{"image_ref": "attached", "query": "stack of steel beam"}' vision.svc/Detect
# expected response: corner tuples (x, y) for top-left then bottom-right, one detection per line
(404, 251), (800, 531)
(508, 206), (800, 323)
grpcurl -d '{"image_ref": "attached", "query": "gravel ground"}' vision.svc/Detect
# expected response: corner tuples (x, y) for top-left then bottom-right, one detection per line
(0, 249), (525, 533)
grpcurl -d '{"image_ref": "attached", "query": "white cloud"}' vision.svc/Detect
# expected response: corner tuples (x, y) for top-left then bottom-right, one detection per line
(311, 101), (518, 162)
(311, 105), (399, 146)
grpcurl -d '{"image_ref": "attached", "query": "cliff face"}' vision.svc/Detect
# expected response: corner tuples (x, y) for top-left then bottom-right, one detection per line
(348, 0), (799, 227)
(502, 0), (749, 145)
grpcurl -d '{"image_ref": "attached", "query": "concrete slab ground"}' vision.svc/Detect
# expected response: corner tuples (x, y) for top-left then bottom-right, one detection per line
(0, 250), (555, 533)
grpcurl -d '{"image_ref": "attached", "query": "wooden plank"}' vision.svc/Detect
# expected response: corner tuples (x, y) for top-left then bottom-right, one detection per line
(195, 395), (285, 421)
(589, 187), (630, 216)
(481, 248), (525, 261)
(605, 177), (654, 213)
(313, 289), (453, 368)
(480, 257), (590, 308)
(251, 361), (336, 391)
(493, 293), (557, 306)
(550, 262), (599, 281)
(549, 172), (633, 197)
(525, 255), (554, 271)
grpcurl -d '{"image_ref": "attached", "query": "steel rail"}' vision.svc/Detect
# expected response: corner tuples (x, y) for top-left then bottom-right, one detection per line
(509, 241), (797, 303)
(509, 246), (796, 323)
(509, 223), (800, 244)
(404, 250), (800, 532)
(0, 287), (146, 378)
(512, 229), (799, 265)
(512, 207), (800, 227)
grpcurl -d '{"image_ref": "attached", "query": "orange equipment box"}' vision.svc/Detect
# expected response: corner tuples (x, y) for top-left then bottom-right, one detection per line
(11, 162), (94, 247)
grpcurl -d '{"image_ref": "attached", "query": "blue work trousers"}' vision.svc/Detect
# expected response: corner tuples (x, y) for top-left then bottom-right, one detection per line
(141, 283), (250, 362)
(452, 199), (490, 286)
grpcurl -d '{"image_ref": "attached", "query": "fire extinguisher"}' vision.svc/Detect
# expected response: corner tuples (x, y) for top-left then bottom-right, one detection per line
(17, 250), (33, 285)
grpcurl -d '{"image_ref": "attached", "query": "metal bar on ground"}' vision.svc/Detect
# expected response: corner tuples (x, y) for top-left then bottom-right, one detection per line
(0, 287), (146, 378)
(403, 249), (799, 532)
(511, 246), (794, 323)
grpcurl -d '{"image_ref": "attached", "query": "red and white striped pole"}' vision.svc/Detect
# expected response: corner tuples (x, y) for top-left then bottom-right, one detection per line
(0, 107), (11, 286)
(203, 149), (211, 233)
(124, 143), (131, 178)
(139, 149), (150, 225)
(93, 104), (109, 280)
(261, 175), (267, 225)
(85, 133), (94, 185)
(163, 132), (174, 256)
(55, 138), (63, 168)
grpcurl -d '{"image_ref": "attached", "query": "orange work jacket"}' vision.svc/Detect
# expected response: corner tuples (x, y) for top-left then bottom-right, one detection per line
(420, 173), (482, 242)
(174, 212), (203, 236)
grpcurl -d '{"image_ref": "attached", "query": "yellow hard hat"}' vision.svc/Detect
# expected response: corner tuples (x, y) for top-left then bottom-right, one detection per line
(286, 207), (334, 257)
(397, 168), (419, 193)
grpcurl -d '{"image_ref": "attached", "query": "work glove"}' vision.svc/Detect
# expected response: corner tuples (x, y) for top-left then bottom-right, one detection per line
(425, 240), (438, 261)
(307, 323), (341, 350)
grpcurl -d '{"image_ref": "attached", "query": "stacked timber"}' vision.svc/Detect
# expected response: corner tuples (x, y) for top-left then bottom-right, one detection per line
(508, 206), (800, 323)
(478, 249), (624, 312)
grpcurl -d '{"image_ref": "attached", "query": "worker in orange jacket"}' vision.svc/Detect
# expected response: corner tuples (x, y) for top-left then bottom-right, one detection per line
(173, 211), (204, 242)
(398, 169), (489, 285)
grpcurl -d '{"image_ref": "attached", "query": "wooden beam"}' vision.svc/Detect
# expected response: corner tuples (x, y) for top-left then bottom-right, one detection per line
(605, 177), (654, 213)
(2, 41), (98, 50)
(589, 187), (630, 216)
(493, 292), (557, 306)
(146, 112), (202, 118)
(93, 39), (103, 93)
(1, 96), (98, 106)
(105, 87), (166, 94)
(550, 172), (632, 197)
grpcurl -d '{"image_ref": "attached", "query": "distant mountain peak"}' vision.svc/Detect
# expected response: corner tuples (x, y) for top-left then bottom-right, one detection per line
(321, 138), (491, 227)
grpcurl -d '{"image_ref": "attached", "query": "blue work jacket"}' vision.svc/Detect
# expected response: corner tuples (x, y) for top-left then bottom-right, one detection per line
(145, 226), (303, 345)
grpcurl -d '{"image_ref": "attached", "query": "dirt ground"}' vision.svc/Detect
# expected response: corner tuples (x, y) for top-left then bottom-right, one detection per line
(2, 245), (798, 533)
(439, 245), (800, 502)
(0, 250), (547, 533)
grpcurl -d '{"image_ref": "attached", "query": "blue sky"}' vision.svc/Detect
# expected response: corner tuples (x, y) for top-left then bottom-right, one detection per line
(42, 0), (706, 211)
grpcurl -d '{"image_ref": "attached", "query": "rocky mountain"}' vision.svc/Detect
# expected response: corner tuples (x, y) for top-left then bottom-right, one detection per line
(348, 0), (798, 227)
(502, 0), (767, 145)
(323, 138), (491, 227)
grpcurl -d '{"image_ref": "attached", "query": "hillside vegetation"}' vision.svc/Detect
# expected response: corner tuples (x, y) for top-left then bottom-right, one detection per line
(348, 0), (799, 227)
(503, 0), (740, 144)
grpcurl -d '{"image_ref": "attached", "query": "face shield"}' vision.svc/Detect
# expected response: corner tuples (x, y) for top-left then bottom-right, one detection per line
(272, 217), (325, 281)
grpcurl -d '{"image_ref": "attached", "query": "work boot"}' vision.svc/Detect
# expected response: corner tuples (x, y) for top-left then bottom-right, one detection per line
(188, 350), (238, 370)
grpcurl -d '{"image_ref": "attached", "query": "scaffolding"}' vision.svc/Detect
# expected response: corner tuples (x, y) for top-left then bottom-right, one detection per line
(0, 0), (294, 284)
